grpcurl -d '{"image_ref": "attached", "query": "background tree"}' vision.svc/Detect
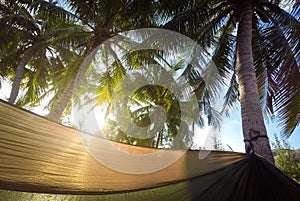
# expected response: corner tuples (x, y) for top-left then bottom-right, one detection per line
(46, 0), (159, 121)
(75, 41), (222, 148)
(0, 0), (88, 105)
(272, 134), (300, 184)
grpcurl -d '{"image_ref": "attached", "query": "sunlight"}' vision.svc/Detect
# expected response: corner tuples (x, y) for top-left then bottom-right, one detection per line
(94, 105), (107, 132)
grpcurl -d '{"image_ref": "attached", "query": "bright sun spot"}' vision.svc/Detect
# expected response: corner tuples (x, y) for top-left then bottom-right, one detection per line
(94, 106), (106, 131)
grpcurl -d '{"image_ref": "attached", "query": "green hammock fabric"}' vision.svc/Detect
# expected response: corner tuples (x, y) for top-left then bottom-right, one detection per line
(0, 100), (300, 200)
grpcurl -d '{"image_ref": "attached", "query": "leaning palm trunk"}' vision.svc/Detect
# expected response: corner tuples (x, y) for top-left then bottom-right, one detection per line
(47, 48), (98, 121)
(8, 49), (35, 104)
(47, 79), (75, 121)
(236, 1), (274, 164)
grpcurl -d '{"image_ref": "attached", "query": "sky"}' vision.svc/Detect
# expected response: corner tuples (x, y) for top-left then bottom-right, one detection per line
(219, 108), (300, 152)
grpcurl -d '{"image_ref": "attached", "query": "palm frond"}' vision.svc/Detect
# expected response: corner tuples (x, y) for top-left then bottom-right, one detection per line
(259, 14), (300, 136)
(252, 17), (274, 121)
(211, 15), (236, 80)
(28, 0), (78, 22)
(222, 66), (239, 117)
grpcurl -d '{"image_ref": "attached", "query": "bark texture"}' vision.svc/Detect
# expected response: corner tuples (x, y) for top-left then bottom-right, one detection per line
(8, 50), (35, 104)
(236, 1), (274, 164)
(47, 79), (75, 121)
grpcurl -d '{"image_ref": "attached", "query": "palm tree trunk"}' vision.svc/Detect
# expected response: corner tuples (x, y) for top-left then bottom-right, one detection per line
(156, 130), (163, 148)
(47, 48), (98, 121)
(236, 1), (274, 164)
(8, 50), (35, 104)
(47, 78), (75, 121)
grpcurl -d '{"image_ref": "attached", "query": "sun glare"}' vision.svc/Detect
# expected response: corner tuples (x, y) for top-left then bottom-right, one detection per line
(94, 106), (107, 131)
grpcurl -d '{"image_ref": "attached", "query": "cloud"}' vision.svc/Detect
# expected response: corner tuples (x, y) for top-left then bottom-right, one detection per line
(231, 120), (241, 125)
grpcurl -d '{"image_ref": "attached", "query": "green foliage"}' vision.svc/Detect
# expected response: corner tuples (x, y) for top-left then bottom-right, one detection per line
(0, 0), (90, 104)
(128, 84), (184, 148)
(72, 31), (223, 148)
(272, 134), (300, 184)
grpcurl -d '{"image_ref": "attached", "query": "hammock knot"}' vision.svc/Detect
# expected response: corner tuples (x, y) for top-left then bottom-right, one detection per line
(244, 134), (269, 154)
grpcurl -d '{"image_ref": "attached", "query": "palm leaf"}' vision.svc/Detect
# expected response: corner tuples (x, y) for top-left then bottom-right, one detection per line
(258, 11), (300, 136)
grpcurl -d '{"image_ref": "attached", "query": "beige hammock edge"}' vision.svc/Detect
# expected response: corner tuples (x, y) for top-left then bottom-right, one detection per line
(0, 100), (243, 194)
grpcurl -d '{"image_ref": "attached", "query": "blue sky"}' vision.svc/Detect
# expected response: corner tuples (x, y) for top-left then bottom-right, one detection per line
(219, 107), (300, 152)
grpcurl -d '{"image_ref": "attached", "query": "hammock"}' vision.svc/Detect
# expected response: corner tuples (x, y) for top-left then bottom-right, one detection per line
(0, 100), (299, 201)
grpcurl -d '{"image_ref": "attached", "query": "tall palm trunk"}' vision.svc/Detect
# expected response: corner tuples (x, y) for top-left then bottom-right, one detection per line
(47, 48), (98, 121)
(47, 78), (75, 121)
(8, 50), (35, 104)
(236, 1), (274, 164)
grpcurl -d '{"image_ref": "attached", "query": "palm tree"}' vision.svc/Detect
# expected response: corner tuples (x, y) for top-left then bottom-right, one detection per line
(66, 21), (223, 148)
(81, 49), (222, 148)
(46, 0), (158, 121)
(0, 0), (88, 104)
(158, 0), (300, 163)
